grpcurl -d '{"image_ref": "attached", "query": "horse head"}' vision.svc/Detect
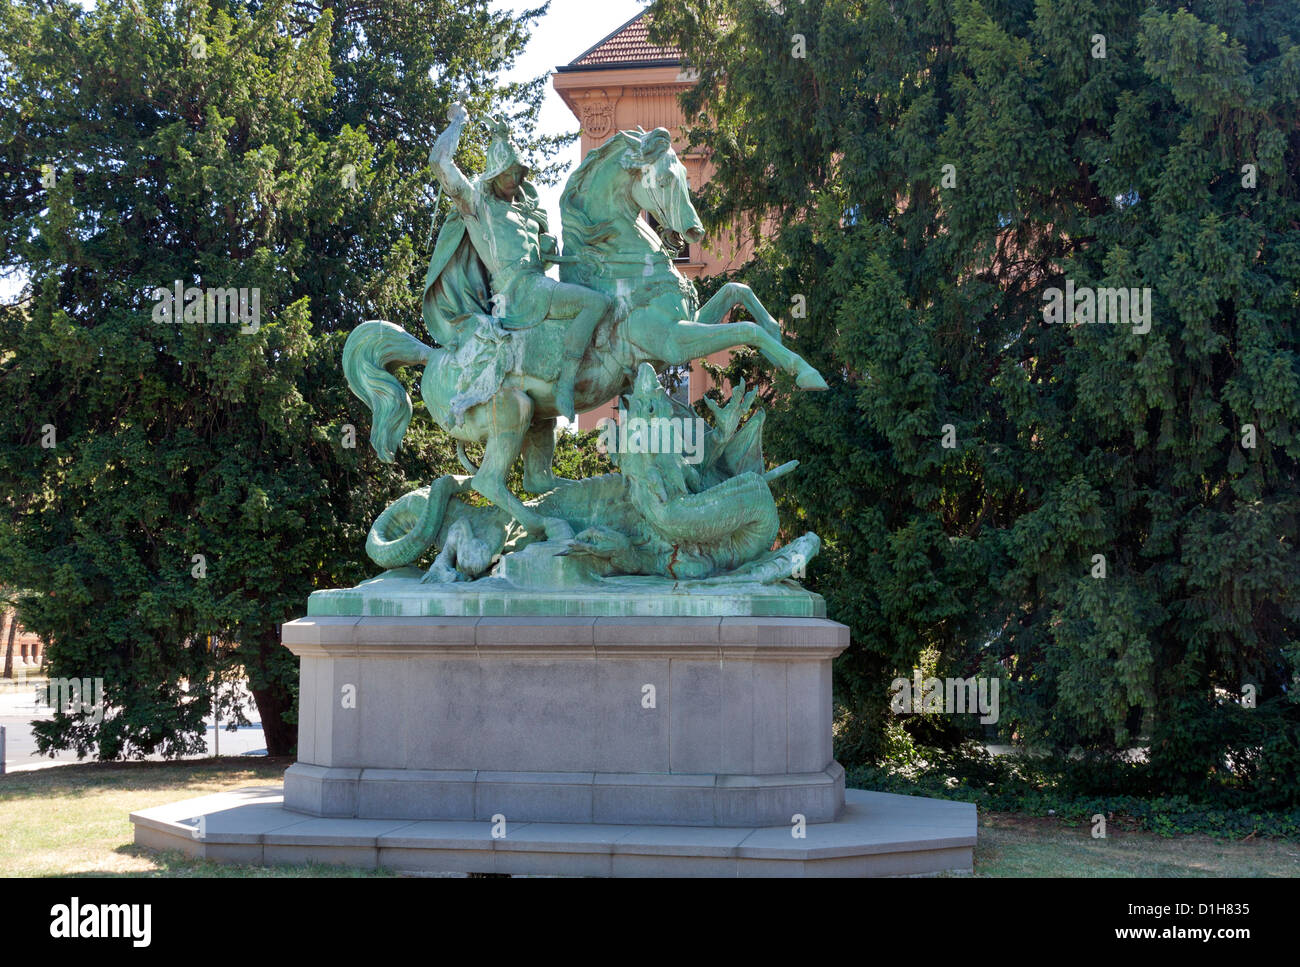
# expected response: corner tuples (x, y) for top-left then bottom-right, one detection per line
(621, 128), (705, 249)
(560, 128), (704, 259)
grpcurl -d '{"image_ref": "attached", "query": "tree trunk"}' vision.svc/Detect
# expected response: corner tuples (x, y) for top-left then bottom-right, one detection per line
(248, 627), (297, 757)
(1, 608), (15, 680)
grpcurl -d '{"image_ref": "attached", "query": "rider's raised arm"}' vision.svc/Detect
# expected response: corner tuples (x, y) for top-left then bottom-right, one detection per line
(429, 103), (474, 210)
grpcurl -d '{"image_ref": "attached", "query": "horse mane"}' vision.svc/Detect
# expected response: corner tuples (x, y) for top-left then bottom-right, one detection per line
(559, 130), (642, 249)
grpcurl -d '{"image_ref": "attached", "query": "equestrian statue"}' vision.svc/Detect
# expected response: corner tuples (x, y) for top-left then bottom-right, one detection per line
(342, 103), (827, 586)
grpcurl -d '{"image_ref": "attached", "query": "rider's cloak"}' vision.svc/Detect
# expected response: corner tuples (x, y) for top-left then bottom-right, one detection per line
(419, 179), (550, 350)
(420, 207), (492, 350)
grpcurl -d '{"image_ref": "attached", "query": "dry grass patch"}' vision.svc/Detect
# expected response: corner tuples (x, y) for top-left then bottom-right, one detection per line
(0, 758), (391, 877)
(972, 810), (1300, 877)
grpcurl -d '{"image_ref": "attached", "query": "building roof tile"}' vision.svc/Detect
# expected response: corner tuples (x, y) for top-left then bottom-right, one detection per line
(562, 10), (682, 70)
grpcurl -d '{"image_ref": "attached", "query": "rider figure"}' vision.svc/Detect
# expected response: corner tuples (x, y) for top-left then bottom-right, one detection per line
(429, 102), (609, 421)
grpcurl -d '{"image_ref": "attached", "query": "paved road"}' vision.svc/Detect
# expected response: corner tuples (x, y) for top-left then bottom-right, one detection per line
(0, 677), (267, 772)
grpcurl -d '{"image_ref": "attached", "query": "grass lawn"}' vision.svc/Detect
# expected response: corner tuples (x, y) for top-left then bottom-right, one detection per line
(971, 811), (1300, 877)
(0, 757), (388, 877)
(3, 758), (1299, 877)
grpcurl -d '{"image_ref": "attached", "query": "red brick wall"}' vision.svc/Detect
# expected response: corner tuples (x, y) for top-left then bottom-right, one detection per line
(1, 606), (45, 674)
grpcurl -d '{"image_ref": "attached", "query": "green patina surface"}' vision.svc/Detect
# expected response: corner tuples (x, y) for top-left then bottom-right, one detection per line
(307, 567), (826, 618)
(335, 106), (829, 602)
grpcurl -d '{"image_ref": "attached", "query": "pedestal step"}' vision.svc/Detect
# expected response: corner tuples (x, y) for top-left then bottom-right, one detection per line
(131, 786), (977, 878)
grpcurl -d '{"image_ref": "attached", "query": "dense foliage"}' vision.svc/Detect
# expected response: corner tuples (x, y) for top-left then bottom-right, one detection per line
(845, 746), (1300, 839)
(653, 0), (1300, 801)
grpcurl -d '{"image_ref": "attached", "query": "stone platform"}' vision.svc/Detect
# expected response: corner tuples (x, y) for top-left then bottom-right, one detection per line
(132, 610), (979, 876)
(306, 564), (827, 618)
(130, 786), (977, 877)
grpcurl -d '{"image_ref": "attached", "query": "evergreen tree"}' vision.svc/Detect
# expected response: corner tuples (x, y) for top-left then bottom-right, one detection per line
(652, 0), (1300, 798)
(0, 0), (558, 756)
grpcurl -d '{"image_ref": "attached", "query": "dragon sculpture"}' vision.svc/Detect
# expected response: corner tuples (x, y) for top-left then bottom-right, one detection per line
(363, 363), (818, 587)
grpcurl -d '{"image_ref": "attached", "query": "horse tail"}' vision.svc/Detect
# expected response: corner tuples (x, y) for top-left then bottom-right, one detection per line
(343, 320), (433, 462)
(456, 441), (480, 475)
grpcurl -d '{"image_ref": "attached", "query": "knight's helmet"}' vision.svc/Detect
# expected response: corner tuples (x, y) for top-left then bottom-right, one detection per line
(481, 114), (529, 183)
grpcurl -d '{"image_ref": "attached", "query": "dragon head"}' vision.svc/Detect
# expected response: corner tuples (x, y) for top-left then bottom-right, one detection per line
(610, 364), (699, 508)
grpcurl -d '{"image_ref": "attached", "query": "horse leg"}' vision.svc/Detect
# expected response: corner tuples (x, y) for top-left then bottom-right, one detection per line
(697, 282), (782, 340)
(653, 317), (829, 391)
(463, 390), (574, 541)
(691, 282), (827, 390)
(521, 417), (564, 493)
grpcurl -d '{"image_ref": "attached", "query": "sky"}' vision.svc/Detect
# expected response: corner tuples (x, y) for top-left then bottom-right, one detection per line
(496, 0), (648, 222)
(0, 0), (649, 302)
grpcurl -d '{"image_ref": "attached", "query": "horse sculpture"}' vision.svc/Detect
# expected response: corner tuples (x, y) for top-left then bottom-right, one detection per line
(343, 125), (826, 545)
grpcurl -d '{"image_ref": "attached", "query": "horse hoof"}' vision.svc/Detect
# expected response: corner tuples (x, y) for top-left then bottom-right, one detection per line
(796, 368), (828, 391)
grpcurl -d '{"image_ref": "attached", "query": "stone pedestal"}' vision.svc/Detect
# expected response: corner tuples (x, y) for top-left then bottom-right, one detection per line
(131, 611), (978, 876)
(282, 615), (849, 828)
